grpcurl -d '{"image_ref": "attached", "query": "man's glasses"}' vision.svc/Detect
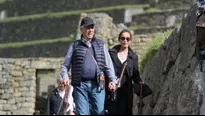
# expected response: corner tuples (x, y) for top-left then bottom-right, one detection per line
(120, 37), (131, 41)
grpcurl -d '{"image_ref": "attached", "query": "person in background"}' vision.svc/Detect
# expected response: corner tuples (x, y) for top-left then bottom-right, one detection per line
(196, 0), (205, 17)
(196, 0), (205, 70)
(59, 16), (117, 115)
(106, 29), (142, 115)
(45, 74), (75, 115)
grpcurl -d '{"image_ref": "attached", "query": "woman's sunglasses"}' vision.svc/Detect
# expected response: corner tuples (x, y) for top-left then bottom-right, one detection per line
(120, 37), (131, 41)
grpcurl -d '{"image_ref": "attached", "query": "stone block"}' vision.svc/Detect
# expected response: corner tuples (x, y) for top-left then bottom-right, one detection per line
(0, 100), (7, 104)
(11, 70), (23, 77)
(22, 91), (35, 97)
(21, 102), (34, 108)
(3, 104), (17, 110)
(25, 97), (35, 103)
(0, 111), (6, 115)
(1, 93), (10, 99)
(18, 87), (28, 92)
(12, 110), (24, 115)
(6, 111), (12, 115)
(15, 97), (25, 102)
(7, 98), (15, 104)
(0, 104), (2, 110)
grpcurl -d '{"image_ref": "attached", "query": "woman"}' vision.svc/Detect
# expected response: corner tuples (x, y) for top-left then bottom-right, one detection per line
(106, 29), (142, 115)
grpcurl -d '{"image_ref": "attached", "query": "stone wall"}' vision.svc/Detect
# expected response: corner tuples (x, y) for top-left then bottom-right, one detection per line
(133, 4), (205, 115)
(0, 58), (63, 115)
(0, 15), (79, 43)
(130, 34), (153, 63)
(132, 9), (189, 27)
(0, 0), (148, 17)
(0, 41), (72, 58)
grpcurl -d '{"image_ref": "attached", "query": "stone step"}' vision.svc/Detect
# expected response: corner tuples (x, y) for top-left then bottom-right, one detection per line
(0, 0), (149, 18)
(129, 8), (189, 27)
(132, 26), (175, 35)
(0, 14), (80, 43)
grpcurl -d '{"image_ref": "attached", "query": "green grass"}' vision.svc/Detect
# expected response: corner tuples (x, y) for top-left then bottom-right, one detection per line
(0, 37), (74, 48)
(139, 29), (173, 72)
(0, 4), (149, 23)
(0, 0), (7, 4)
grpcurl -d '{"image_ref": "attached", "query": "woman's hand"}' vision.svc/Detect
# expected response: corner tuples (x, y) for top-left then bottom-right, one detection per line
(108, 81), (117, 92)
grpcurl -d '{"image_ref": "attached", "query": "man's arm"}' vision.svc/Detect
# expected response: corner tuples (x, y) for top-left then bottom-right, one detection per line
(60, 43), (74, 80)
(103, 44), (117, 84)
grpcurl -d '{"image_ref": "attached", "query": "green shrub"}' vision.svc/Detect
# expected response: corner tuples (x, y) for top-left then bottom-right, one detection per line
(139, 29), (172, 72)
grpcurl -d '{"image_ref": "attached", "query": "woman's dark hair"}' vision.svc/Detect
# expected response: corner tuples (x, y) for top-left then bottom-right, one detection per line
(118, 29), (133, 41)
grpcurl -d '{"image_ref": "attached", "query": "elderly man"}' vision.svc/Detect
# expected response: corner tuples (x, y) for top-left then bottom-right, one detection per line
(45, 75), (75, 115)
(60, 17), (117, 115)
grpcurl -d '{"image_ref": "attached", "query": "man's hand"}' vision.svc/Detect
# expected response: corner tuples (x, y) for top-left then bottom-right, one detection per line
(108, 81), (116, 92)
(64, 78), (69, 86)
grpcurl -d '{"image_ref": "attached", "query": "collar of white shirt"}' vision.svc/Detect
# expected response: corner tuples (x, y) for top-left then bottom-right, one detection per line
(82, 37), (91, 47)
(57, 88), (65, 99)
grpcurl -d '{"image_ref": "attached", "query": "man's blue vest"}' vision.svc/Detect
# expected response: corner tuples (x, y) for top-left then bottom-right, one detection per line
(71, 38), (106, 86)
